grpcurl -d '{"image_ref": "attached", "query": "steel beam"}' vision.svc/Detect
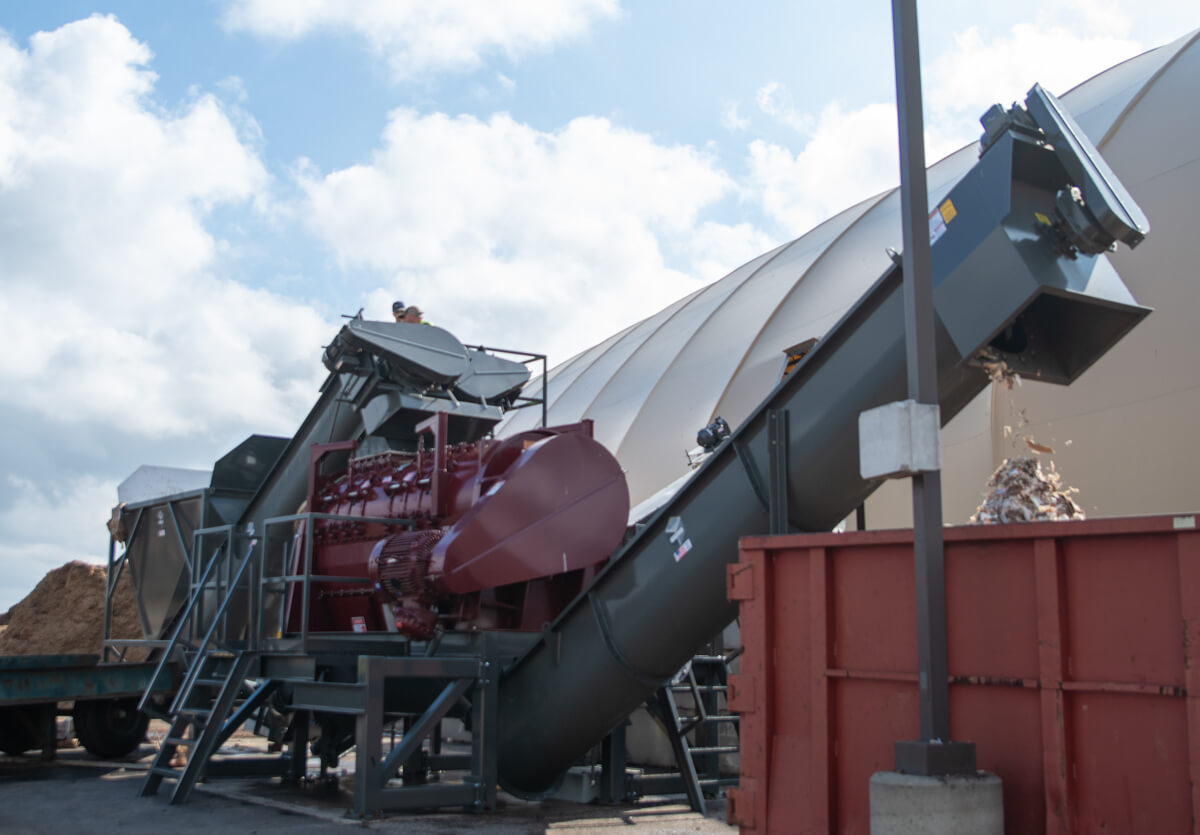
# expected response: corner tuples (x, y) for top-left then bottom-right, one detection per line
(378, 677), (473, 786)
(890, 0), (974, 775)
(767, 409), (790, 536)
(289, 681), (366, 714)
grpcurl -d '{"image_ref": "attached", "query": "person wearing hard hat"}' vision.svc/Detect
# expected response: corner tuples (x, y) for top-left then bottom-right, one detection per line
(401, 305), (429, 325)
(392, 301), (406, 322)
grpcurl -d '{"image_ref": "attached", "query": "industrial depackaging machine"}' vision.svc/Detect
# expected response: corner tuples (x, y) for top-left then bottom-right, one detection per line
(3, 83), (1151, 818)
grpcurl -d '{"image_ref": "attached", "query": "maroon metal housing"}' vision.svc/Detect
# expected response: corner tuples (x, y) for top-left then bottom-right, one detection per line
(285, 418), (629, 638)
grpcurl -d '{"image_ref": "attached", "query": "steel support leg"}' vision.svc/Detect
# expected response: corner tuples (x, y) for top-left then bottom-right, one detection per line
(599, 722), (630, 804)
(469, 652), (500, 811)
(288, 710), (309, 781)
(353, 660), (385, 817)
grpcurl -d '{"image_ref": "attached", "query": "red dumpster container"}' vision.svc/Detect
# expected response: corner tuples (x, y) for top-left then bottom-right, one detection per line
(726, 514), (1200, 835)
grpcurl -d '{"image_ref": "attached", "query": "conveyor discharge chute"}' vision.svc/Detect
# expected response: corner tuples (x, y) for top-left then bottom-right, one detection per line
(493, 83), (1151, 796)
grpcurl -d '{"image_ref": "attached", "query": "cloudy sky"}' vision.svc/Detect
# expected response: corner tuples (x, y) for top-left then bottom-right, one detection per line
(0, 1), (1193, 610)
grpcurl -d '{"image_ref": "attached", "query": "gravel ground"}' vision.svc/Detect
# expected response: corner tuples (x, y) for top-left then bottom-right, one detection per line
(0, 743), (735, 834)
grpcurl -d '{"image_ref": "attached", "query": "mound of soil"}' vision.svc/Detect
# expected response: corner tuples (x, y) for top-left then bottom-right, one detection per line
(971, 457), (1085, 524)
(0, 561), (145, 659)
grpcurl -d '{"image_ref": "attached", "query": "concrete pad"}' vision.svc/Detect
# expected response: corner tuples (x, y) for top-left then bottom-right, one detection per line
(869, 770), (1003, 835)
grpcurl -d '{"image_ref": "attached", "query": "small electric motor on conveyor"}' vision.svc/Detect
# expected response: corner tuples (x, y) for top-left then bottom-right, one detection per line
(696, 416), (731, 452)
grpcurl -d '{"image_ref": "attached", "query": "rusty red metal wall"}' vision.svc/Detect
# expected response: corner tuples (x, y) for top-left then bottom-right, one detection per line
(726, 515), (1200, 834)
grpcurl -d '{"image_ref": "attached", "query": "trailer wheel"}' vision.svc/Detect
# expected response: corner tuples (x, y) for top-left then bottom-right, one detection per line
(73, 698), (149, 758)
(0, 706), (39, 755)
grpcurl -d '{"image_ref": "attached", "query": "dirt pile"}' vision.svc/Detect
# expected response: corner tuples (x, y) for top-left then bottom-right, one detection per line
(971, 457), (1085, 524)
(0, 561), (144, 658)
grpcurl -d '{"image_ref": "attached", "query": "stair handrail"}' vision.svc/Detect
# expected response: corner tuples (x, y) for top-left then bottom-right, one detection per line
(170, 550), (258, 714)
(137, 539), (228, 715)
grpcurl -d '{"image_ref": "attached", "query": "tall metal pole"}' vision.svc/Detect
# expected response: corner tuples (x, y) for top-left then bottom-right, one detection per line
(890, 0), (975, 776)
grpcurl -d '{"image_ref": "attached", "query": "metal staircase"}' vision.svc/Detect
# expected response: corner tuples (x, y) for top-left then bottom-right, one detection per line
(138, 527), (273, 803)
(141, 650), (263, 802)
(643, 652), (741, 814)
(597, 649), (741, 813)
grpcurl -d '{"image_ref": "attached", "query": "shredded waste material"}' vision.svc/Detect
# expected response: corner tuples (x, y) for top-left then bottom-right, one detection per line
(971, 457), (1085, 524)
(0, 561), (145, 659)
(1023, 435), (1055, 454)
(974, 347), (1021, 389)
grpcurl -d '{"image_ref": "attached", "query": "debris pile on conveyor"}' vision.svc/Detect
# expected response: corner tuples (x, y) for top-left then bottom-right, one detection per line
(970, 457), (1085, 524)
(0, 561), (144, 658)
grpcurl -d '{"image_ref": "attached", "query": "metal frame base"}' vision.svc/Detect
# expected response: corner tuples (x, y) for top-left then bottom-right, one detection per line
(346, 642), (502, 817)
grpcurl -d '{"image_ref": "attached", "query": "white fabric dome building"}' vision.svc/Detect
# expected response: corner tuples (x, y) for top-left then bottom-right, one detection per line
(499, 30), (1200, 528)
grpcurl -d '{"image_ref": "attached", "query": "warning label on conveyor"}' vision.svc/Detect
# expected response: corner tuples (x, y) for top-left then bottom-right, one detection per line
(929, 199), (956, 246)
(666, 515), (692, 561)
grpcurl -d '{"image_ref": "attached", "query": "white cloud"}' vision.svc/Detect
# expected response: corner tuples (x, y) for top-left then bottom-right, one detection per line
(740, 8), (1152, 235)
(755, 81), (813, 135)
(297, 109), (752, 362)
(686, 221), (777, 284)
(221, 0), (621, 80)
(720, 100), (749, 131)
(1054, 0), (1134, 38)
(0, 475), (116, 610)
(0, 15), (331, 439)
(746, 101), (899, 233)
(0, 16), (340, 606)
(925, 23), (1143, 142)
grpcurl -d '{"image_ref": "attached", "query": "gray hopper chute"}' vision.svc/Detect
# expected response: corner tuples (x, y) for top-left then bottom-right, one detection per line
(494, 83), (1153, 797)
(324, 319), (531, 405)
(454, 348), (532, 404)
(116, 435), (287, 641)
(942, 82), (1150, 384)
(327, 320), (471, 386)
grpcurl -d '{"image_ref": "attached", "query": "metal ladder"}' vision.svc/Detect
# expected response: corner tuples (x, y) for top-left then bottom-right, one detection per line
(643, 652), (741, 814)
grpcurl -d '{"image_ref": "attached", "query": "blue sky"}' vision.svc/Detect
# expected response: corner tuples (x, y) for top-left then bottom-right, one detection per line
(0, 1), (1194, 610)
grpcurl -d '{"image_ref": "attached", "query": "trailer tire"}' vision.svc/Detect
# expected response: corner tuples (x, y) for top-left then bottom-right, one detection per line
(73, 698), (149, 759)
(0, 706), (39, 755)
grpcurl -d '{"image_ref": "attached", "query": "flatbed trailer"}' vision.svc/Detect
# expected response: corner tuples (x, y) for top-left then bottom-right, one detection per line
(0, 653), (171, 759)
(1, 437), (286, 763)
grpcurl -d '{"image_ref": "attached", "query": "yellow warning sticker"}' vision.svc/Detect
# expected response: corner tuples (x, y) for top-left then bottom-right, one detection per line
(1034, 211), (1052, 227)
(939, 199), (957, 224)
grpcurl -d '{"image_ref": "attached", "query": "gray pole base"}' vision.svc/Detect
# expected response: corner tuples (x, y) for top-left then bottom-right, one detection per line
(869, 771), (1003, 835)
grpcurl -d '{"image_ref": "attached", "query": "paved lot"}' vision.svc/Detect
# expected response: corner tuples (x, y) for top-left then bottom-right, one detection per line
(0, 746), (735, 834)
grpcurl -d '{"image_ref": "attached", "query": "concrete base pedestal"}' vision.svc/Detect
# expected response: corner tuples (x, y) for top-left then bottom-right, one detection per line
(869, 771), (1003, 835)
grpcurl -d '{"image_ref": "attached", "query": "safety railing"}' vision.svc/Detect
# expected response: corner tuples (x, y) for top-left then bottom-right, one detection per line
(136, 533), (228, 715)
(462, 344), (549, 428)
(168, 546), (259, 714)
(256, 512), (417, 654)
(102, 507), (142, 663)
